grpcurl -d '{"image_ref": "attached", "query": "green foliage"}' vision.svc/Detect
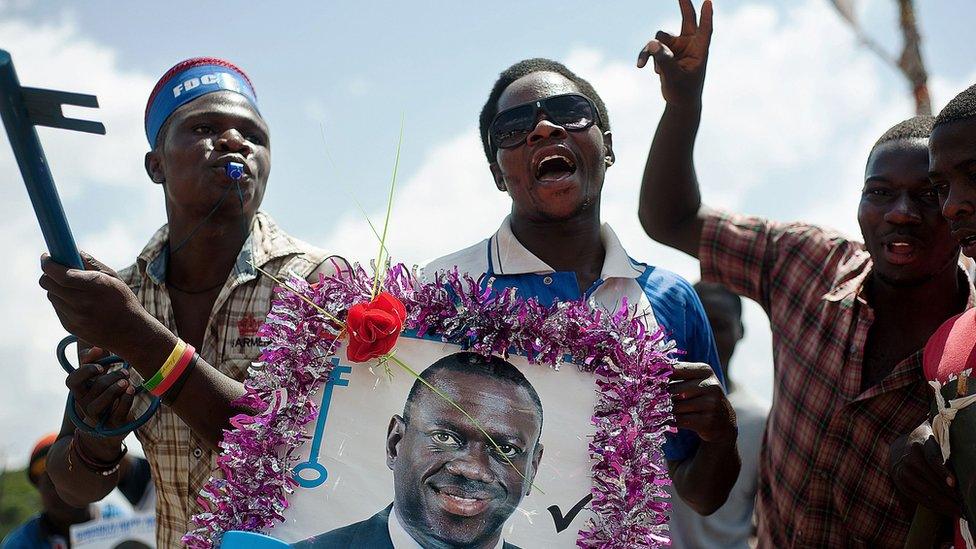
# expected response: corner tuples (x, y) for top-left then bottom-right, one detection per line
(0, 468), (40, 538)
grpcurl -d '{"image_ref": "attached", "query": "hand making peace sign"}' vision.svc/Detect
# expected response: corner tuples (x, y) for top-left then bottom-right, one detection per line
(637, 0), (714, 106)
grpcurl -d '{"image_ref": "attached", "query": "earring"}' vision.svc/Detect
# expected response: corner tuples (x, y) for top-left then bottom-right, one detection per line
(605, 156), (614, 167)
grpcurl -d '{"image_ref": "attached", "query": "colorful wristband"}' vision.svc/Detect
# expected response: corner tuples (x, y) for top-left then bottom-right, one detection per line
(151, 346), (196, 397)
(142, 339), (188, 392)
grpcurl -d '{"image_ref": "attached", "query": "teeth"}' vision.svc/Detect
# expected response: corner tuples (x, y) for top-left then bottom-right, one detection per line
(540, 154), (574, 166)
(890, 242), (911, 248)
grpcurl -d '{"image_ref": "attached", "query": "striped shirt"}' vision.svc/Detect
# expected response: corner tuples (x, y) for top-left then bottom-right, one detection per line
(121, 211), (327, 547)
(700, 210), (974, 548)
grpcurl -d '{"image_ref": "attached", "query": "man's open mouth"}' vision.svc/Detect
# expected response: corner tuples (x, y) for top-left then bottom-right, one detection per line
(883, 239), (920, 266)
(535, 154), (577, 182)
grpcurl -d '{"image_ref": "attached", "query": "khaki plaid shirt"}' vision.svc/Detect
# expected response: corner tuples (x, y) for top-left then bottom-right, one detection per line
(701, 210), (974, 548)
(120, 211), (327, 547)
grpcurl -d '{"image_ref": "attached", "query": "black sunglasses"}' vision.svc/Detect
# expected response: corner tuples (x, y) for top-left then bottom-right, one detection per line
(488, 93), (602, 155)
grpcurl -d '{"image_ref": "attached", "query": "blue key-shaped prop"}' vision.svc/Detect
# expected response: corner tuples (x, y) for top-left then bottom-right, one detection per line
(0, 49), (104, 269)
(0, 50), (159, 437)
(293, 359), (351, 488)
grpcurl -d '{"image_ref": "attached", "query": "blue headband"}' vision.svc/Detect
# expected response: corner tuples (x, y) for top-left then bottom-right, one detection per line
(144, 60), (258, 146)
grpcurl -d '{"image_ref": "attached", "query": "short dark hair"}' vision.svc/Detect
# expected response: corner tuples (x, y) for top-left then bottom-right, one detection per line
(693, 281), (742, 319)
(403, 352), (543, 432)
(479, 58), (610, 163)
(935, 83), (976, 129)
(871, 115), (934, 152)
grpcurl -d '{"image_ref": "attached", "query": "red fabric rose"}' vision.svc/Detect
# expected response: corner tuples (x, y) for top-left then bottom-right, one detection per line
(345, 292), (406, 362)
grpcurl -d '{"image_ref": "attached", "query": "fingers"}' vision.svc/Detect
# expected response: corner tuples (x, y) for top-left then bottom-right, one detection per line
(679, 0), (698, 35)
(40, 253), (99, 290)
(65, 363), (106, 391)
(669, 379), (713, 398)
(921, 437), (958, 490)
(80, 370), (131, 420)
(700, 0), (714, 37)
(79, 250), (118, 277)
(656, 30), (677, 48)
(87, 373), (133, 416)
(891, 435), (964, 516)
(637, 40), (656, 68)
(40, 254), (70, 286)
(79, 344), (112, 365)
(109, 386), (136, 425)
(672, 395), (716, 414)
(670, 362), (714, 380)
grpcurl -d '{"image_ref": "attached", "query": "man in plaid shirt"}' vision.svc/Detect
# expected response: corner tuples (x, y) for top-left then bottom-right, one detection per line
(636, 1), (973, 546)
(37, 58), (332, 546)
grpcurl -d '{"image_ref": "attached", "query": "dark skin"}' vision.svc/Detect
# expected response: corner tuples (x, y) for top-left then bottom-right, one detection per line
(858, 140), (964, 391)
(888, 116), (976, 519)
(38, 91), (331, 507)
(637, 0), (967, 521)
(386, 371), (544, 549)
(490, 69), (737, 514)
(695, 288), (744, 387)
(490, 71), (612, 292)
(36, 472), (92, 541)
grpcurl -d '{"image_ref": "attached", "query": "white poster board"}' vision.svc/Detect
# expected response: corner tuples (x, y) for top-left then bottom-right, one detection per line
(270, 335), (598, 548)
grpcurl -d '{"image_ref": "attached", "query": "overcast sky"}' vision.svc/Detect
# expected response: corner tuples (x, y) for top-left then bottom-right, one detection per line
(1, 0), (974, 466)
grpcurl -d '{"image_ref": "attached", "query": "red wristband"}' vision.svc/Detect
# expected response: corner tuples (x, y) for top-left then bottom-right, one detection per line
(151, 345), (195, 397)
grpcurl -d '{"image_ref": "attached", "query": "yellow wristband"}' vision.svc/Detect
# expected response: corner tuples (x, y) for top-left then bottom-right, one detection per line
(143, 339), (187, 392)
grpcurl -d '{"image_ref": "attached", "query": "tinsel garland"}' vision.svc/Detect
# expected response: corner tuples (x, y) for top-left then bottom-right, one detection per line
(184, 264), (675, 548)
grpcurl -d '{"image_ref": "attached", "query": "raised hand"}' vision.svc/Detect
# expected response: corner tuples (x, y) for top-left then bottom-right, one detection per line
(637, 0), (714, 106)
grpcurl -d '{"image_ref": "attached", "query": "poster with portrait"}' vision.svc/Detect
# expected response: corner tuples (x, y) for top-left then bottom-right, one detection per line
(276, 335), (596, 547)
(188, 267), (674, 548)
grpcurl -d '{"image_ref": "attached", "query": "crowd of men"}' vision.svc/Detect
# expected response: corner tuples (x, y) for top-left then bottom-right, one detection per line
(6, 0), (976, 546)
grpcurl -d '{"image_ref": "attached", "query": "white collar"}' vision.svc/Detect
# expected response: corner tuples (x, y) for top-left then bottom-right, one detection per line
(490, 215), (643, 280)
(388, 505), (505, 549)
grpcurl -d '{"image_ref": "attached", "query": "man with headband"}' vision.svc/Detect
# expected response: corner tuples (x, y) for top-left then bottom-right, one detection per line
(37, 58), (333, 546)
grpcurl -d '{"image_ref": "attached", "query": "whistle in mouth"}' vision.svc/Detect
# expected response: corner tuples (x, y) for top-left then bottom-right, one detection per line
(226, 162), (245, 180)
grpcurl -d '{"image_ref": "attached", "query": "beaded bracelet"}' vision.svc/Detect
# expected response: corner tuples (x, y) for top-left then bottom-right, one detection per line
(70, 433), (127, 476)
(142, 339), (188, 393)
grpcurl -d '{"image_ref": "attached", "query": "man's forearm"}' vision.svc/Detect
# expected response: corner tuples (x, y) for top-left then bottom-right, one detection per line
(120, 324), (247, 451)
(638, 102), (706, 257)
(671, 437), (740, 515)
(47, 432), (121, 507)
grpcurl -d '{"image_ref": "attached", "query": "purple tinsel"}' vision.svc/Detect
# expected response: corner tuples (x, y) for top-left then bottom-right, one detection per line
(184, 265), (675, 548)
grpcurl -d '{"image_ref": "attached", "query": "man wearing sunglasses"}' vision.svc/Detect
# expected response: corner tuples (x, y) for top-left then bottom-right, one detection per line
(425, 57), (740, 529)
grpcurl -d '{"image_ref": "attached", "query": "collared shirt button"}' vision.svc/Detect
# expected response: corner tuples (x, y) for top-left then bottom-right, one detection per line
(192, 448), (203, 459)
(543, 276), (553, 285)
(817, 470), (828, 480)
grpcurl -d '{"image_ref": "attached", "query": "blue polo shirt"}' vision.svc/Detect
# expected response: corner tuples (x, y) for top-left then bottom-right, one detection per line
(423, 217), (724, 462)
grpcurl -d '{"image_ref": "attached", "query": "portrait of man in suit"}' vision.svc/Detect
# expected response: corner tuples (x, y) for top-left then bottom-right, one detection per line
(294, 352), (545, 549)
